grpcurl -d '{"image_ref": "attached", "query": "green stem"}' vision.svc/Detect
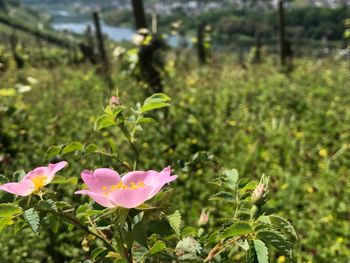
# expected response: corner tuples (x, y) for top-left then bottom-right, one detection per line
(119, 123), (139, 170)
(96, 151), (132, 171)
(38, 208), (117, 253)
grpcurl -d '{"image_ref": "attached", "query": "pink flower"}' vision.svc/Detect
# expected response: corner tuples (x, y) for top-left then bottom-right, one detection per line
(0, 161), (68, 196)
(75, 166), (177, 208)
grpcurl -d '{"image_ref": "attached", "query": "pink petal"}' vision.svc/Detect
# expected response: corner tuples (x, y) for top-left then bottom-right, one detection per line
(46, 161), (68, 183)
(81, 169), (120, 194)
(121, 166), (177, 199)
(109, 186), (153, 208)
(75, 190), (115, 208)
(23, 167), (49, 181)
(0, 180), (35, 196)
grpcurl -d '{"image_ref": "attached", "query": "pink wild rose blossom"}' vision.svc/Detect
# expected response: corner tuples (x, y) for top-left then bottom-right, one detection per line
(0, 161), (68, 196)
(75, 166), (177, 208)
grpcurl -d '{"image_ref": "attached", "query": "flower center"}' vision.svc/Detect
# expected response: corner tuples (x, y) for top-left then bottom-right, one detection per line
(31, 175), (47, 192)
(101, 181), (145, 195)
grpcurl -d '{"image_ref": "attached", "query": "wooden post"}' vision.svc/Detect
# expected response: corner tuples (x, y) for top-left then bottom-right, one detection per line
(277, 0), (286, 66)
(131, 0), (147, 30)
(197, 22), (206, 64)
(92, 10), (113, 91)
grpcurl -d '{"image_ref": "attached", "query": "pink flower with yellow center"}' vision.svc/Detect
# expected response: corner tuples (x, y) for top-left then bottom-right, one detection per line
(0, 161), (68, 196)
(75, 166), (177, 209)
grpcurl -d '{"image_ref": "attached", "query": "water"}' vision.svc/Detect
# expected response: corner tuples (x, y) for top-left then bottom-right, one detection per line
(52, 22), (135, 42)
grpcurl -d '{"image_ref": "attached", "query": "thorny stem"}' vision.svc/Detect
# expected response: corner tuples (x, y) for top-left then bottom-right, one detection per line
(205, 237), (241, 262)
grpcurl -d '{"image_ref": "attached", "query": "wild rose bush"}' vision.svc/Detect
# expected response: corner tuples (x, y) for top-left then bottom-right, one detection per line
(0, 93), (298, 263)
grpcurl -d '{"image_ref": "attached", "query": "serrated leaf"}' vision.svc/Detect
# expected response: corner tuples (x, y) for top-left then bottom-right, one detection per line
(167, 210), (182, 236)
(24, 208), (40, 235)
(150, 240), (166, 255)
(246, 240), (258, 263)
(94, 114), (116, 131)
(62, 142), (83, 155)
(254, 239), (268, 263)
(91, 247), (107, 260)
(140, 102), (169, 113)
(223, 169), (239, 190)
(133, 247), (149, 262)
(257, 229), (293, 260)
(220, 221), (253, 239)
(269, 215), (298, 243)
(0, 203), (22, 217)
(175, 237), (201, 261)
(38, 199), (57, 211)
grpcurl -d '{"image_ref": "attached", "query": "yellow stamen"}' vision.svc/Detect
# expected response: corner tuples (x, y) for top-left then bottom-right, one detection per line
(31, 175), (47, 192)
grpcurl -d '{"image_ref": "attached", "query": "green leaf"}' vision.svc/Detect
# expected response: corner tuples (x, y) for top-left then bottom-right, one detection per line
(24, 208), (40, 235)
(254, 239), (268, 263)
(51, 175), (78, 185)
(13, 170), (26, 182)
(144, 93), (171, 104)
(133, 247), (149, 262)
(0, 88), (16, 96)
(94, 114), (116, 131)
(209, 191), (236, 202)
(237, 239), (250, 251)
(223, 169), (239, 190)
(175, 237), (201, 261)
(62, 141), (83, 155)
(85, 143), (98, 154)
(0, 217), (13, 232)
(135, 203), (157, 210)
(45, 145), (63, 159)
(38, 200), (57, 211)
(246, 240), (258, 263)
(132, 220), (149, 247)
(220, 221), (253, 239)
(257, 229), (293, 260)
(0, 203), (22, 217)
(140, 102), (169, 113)
(138, 117), (156, 123)
(269, 215), (298, 243)
(167, 210), (182, 236)
(91, 247), (107, 260)
(150, 240), (166, 255)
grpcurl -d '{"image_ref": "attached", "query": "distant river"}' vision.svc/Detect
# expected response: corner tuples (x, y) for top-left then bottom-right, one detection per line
(52, 21), (181, 47)
(52, 22), (135, 42)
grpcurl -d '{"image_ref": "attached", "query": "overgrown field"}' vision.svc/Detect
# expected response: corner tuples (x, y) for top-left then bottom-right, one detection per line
(0, 48), (349, 262)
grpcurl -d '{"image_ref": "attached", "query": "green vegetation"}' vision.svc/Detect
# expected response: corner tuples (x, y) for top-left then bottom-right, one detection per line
(1, 39), (349, 261)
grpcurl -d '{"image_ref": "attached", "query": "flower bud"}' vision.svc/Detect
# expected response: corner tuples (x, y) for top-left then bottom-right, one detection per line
(197, 208), (210, 227)
(109, 96), (120, 107)
(251, 175), (269, 206)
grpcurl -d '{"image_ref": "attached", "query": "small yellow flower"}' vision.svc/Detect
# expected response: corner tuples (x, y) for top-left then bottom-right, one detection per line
(336, 237), (344, 244)
(277, 255), (286, 263)
(281, 183), (289, 190)
(307, 187), (315, 194)
(295, 131), (304, 138)
(168, 148), (174, 155)
(319, 148), (328, 157)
